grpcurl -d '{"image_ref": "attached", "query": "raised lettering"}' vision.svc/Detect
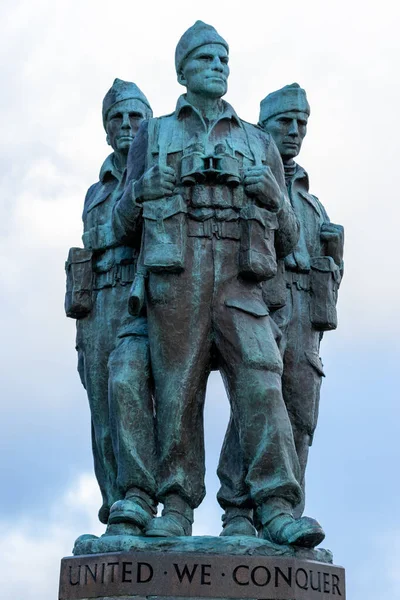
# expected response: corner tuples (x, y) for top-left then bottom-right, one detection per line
(174, 563), (198, 583)
(323, 572), (331, 593)
(201, 564), (211, 585)
(137, 562), (153, 583)
(275, 566), (292, 588)
(310, 570), (322, 592)
(122, 561), (133, 583)
(295, 568), (309, 590)
(84, 564), (97, 584)
(332, 574), (342, 596)
(233, 565), (249, 586)
(107, 562), (119, 583)
(69, 565), (81, 586)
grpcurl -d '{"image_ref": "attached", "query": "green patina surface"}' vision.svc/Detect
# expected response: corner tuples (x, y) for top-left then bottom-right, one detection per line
(65, 22), (344, 556)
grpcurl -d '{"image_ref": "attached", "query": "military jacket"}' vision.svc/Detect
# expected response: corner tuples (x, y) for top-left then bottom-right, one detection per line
(82, 154), (137, 289)
(285, 164), (329, 274)
(113, 96), (299, 261)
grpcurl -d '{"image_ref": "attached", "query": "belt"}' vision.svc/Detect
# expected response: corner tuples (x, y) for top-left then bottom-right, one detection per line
(187, 218), (240, 240)
(93, 262), (136, 290)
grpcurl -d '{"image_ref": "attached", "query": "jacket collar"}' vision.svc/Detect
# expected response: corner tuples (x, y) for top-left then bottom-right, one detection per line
(175, 95), (242, 128)
(290, 162), (323, 216)
(292, 162), (310, 190)
(99, 153), (123, 183)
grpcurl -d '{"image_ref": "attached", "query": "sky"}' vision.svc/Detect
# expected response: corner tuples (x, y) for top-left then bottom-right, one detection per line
(1, 0), (399, 598)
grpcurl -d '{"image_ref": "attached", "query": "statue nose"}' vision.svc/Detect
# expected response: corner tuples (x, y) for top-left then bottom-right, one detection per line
(288, 120), (299, 135)
(211, 58), (224, 71)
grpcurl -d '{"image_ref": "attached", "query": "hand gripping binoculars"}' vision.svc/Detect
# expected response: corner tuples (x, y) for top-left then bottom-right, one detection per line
(181, 141), (241, 187)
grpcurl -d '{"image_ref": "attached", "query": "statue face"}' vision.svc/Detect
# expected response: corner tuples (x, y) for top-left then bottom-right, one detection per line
(262, 111), (308, 160)
(106, 99), (148, 153)
(180, 43), (229, 99)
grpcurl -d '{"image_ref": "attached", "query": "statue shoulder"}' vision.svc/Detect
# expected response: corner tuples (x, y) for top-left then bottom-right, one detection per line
(241, 120), (273, 152)
(241, 119), (271, 137)
(295, 165), (330, 221)
(82, 181), (101, 219)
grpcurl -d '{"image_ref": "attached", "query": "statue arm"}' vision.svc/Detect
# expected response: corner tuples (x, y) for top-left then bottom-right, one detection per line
(317, 197), (345, 277)
(81, 184), (97, 239)
(112, 120), (149, 243)
(266, 139), (300, 258)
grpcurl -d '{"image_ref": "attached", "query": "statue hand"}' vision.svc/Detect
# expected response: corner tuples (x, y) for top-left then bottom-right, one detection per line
(135, 165), (176, 202)
(243, 166), (283, 212)
(320, 222), (344, 265)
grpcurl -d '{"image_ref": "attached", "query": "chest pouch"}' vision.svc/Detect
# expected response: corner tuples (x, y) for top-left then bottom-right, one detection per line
(309, 256), (340, 330)
(239, 205), (278, 282)
(142, 194), (187, 273)
(65, 247), (93, 319)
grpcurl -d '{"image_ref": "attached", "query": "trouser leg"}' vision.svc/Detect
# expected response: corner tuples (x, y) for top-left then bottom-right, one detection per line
(146, 237), (213, 509)
(214, 295), (301, 510)
(221, 361), (301, 508)
(148, 306), (211, 508)
(217, 415), (250, 509)
(76, 288), (127, 523)
(82, 342), (119, 519)
(108, 334), (157, 502)
(282, 286), (324, 516)
(217, 305), (285, 511)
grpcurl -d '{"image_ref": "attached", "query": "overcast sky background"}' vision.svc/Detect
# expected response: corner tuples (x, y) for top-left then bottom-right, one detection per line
(1, 0), (399, 598)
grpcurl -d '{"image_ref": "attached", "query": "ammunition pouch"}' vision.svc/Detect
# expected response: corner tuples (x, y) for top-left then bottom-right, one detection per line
(65, 247), (93, 319)
(142, 194), (187, 273)
(239, 205), (278, 282)
(310, 256), (340, 331)
(262, 259), (287, 309)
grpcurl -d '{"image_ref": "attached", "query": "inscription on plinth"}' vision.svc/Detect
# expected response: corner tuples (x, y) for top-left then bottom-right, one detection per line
(59, 551), (345, 600)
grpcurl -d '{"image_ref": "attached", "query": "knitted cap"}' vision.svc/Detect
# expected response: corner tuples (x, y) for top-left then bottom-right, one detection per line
(102, 79), (152, 128)
(259, 83), (310, 123)
(175, 20), (229, 74)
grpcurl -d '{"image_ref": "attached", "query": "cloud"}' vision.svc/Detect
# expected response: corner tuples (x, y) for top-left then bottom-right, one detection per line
(1, 1), (400, 599)
(0, 473), (103, 600)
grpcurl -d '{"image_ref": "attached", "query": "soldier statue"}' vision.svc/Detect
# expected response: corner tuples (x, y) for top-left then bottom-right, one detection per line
(112, 22), (325, 548)
(65, 79), (157, 535)
(217, 84), (344, 529)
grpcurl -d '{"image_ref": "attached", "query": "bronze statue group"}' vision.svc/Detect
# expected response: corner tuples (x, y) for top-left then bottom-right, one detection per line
(66, 21), (344, 550)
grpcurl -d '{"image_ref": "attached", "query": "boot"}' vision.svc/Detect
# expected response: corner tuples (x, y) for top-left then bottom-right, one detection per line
(258, 497), (325, 548)
(107, 487), (156, 535)
(98, 503), (110, 525)
(220, 507), (257, 537)
(146, 494), (193, 537)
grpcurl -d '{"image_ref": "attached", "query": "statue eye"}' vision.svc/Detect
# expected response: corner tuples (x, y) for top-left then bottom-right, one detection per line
(111, 113), (122, 120)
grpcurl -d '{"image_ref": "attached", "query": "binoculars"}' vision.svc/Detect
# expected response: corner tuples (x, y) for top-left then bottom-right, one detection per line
(181, 141), (240, 187)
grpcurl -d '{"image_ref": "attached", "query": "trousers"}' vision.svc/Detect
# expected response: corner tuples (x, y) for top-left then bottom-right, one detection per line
(146, 232), (302, 510)
(217, 279), (324, 516)
(76, 284), (156, 522)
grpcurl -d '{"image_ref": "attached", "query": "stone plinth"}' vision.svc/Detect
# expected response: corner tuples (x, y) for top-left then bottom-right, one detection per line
(59, 536), (345, 600)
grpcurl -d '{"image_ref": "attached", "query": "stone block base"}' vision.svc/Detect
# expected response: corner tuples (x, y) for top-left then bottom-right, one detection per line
(59, 536), (345, 600)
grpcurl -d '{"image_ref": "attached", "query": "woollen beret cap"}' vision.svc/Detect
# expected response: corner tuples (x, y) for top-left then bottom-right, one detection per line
(259, 83), (310, 123)
(175, 20), (229, 75)
(102, 79), (152, 129)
